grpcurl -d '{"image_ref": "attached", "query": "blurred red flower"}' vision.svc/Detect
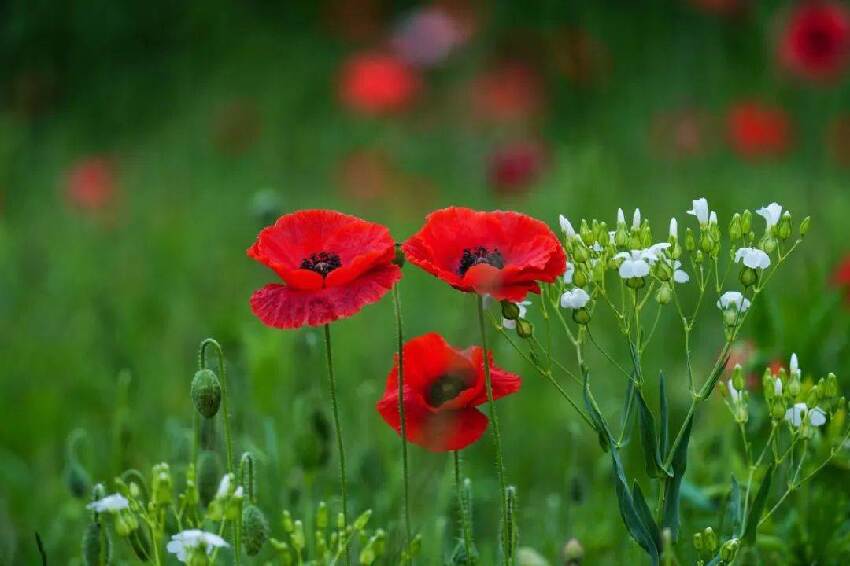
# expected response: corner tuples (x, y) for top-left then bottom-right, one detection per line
(487, 139), (548, 195)
(469, 61), (544, 123)
(247, 210), (401, 329)
(65, 156), (118, 211)
(403, 207), (566, 301)
(376, 332), (521, 451)
(338, 52), (420, 115)
(779, 1), (850, 82)
(832, 254), (850, 302)
(726, 102), (791, 159)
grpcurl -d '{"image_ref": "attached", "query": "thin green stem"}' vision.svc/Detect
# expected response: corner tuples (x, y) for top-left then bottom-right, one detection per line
(199, 338), (233, 473)
(475, 295), (510, 565)
(392, 285), (412, 547)
(323, 324), (350, 566)
(454, 451), (474, 563)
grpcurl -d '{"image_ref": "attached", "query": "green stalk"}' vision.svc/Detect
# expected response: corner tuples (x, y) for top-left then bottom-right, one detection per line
(323, 324), (350, 566)
(454, 451), (475, 563)
(392, 285), (412, 548)
(199, 338), (234, 473)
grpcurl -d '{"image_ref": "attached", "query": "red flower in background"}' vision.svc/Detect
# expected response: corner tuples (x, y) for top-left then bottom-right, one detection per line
(66, 156), (118, 211)
(339, 52), (420, 115)
(779, 1), (850, 82)
(376, 333), (521, 451)
(247, 210), (401, 329)
(833, 254), (850, 303)
(487, 140), (548, 195)
(469, 61), (544, 123)
(726, 102), (791, 159)
(403, 208), (566, 301)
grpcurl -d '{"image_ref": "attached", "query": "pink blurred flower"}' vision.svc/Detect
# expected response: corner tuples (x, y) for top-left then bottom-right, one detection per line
(726, 101), (791, 160)
(487, 139), (548, 195)
(779, 1), (850, 82)
(338, 52), (421, 115)
(65, 156), (118, 212)
(391, 5), (470, 68)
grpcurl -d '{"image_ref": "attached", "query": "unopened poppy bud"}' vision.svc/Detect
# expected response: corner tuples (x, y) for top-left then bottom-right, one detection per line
(191, 369), (222, 419)
(83, 522), (111, 566)
(242, 504), (270, 556)
(316, 501), (328, 530)
(739, 267), (758, 288)
(800, 216), (811, 237)
(720, 538), (740, 561)
(656, 283), (673, 305)
(778, 211), (792, 241)
(729, 213), (742, 241)
(393, 243), (406, 267)
(501, 300), (520, 320)
(563, 537), (584, 564)
(197, 451), (221, 507)
(703, 527), (718, 552)
(685, 228), (696, 252)
(516, 319), (533, 338)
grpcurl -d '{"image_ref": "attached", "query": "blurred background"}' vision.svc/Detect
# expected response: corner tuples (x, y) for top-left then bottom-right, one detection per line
(3, 0), (850, 563)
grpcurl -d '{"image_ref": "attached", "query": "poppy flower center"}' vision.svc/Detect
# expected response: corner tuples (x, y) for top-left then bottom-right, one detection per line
(803, 26), (836, 58)
(300, 251), (342, 277)
(457, 247), (505, 275)
(426, 373), (472, 407)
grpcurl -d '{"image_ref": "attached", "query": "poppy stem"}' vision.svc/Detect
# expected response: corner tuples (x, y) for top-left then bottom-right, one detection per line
(392, 284), (413, 548)
(323, 323), (350, 566)
(475, 295), (511, 565)
(199, 338), (234, 474)
(454, 450), (475, 563)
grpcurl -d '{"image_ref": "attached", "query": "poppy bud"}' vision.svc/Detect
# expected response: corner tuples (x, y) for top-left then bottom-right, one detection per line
(516, 319), (533, 338)
(800, 216), (811, 237)
(572, 308), (591, 325)
(83, 522), (111, 566)
(197, 450), (221, 507)
(739, 267), (758, 288)
(191, 368), (222, 419)
(501, 300), (520, 321)
(563, 537), (584, 565)
(393, 243), (406, 267)
(685, 228), (696, 252)
(242, 504), (270, 556)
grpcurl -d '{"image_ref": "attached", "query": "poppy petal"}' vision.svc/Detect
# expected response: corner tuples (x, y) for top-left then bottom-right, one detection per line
(250, 263), (401, 328)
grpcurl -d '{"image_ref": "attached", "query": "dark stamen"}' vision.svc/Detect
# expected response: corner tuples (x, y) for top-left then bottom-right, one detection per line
(426, 373), (472, 407)
(300, 251), (342, 277)
(457, 247), (505, 275)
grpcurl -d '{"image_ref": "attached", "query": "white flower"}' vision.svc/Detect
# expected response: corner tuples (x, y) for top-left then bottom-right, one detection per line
(559, 215), (576, 238)
(669, 217), (678, 239)
(86, 493), (129, 514)
(672, 260), (689, 284)
(216, 473), (232, 499)
(608, 230), (616, 244)
(727, 379), (742, 403)
(709, 211), (718, 225)
(617, 208), (626, 225)
(717, 291), (751, 312)
(790, 353), (799, 378)
(785, 403), (827, 428)
(502, 301), (531, 330)
(564, 263), (575, 284)
(757, 202), (783, 229)
(734, 247), (771, 269)
(615, 243), (671, 279)
(560, 288), (591, 309)
(167, 530), (229, 563)
(687, 197), (710, 224)
(773, 378), (783, 397)
(632, 208), (642, 230)
(591, 242), (604, 253)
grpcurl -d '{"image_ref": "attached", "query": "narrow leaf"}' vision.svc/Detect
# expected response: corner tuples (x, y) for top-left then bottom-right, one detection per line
(636, 388), (672, 478)
(743, 465), (774, 543)
(728, 475), (742, 537)
(661, 412), (694, 540)
(633, 481), (661, 551)
(699, 354), (731, 399)
(619, 376), (636, 447)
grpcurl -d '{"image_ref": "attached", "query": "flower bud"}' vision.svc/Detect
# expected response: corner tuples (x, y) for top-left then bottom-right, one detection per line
(800, 216), (811, 237)
(152, 463), (172, 507)
(516, 319), (533, 338)
(572, 308), (591, 325)
(573, 269), (588, 288)
(316, 501), (328, 530)
(732, 365), (745, 391)
(692, 532), (703, 551)
(501, 301), (520, 321)
(778, 211), (792, 241)
(739, 267), (758, 288)
(197, 451), (221, 507)
(242, 504), (270, 556)
(292, 520), (306, 551)
(191, 369), (222, 419)
(703, 527), (718, 552)
(741, 210), (752, 234)
(83, 522), (111, 566)
(729, 213), (742, 241)
(563, 537), (584, 565)
(353, 509), (372, 530)
(700, 233), (713, 254)
(720, 538), (740, 561)
(656, 283), (673, 305)
(685, 228), (696, 251)
(282, 510), (295, 533)
(579, 220), (594, 245)
(626, 276), (646, 290)
(573, 245), (589, 263)
(594, 221), (608, 244)
(762, 237), (777, 254)
(826, 373), (839, 398)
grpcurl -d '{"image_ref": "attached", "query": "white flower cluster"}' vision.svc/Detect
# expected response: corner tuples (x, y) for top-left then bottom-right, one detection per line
(87, 491), (129, 513)
(167, 530), (229, 563)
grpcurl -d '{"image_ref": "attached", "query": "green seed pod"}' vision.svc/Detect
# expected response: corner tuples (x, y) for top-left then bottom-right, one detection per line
(501, 300), (520, 321)
(242, 504), (270, 556)
(739, 267), (758, 288)
(516, 319), (533, 338)
(191, 368), (222, 419)
(572, 308), (591, 325)
(197, 450), (221, 507)
(82, 522), (111, 566)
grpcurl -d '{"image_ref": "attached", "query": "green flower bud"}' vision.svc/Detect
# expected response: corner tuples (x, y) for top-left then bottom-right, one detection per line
(191, 368), (222, 419)
(800, 216), (811, 237)
(242, 504), (270, 556)
(501, 300), (520, 321)
(741, 210), (752, 234)
(685, 228), (696, 252)
(656, 283), (673, 305)
(292, 520), (306, 551)
(595, 221), (609, 244)
(771, 403), (786, 421)
(579, 219), (593, 246)
(703, 527), (718, 552)
(197, 451), (221, 507)
(83, 522), (111, 566)
(778, 211), (792, 241)
(826, 373), (839, 398)
(720, 538), (740, 561)
(151, 463), (172, 507)
(762, 237), (777, 254)
(700, 233), (713, 253)
(282, 510), (295, 533)
(573, 269), (588, 288)
(692, 531), (703, 551)
(574, 245), (590, 263)
(615, 227), (629, 248)
(353, 509), (372, 531)
(739, 267), (758, 288)
(572, 308), (591, 325)
(629, 233), (643, 251)
(729, 213), (742, 241)
(516, 319), (533, 338)
(316, 501), (328, 530)
(732, 365), (745, 391)
(626, 276), (646, 290)
(337, 511), (346, 530)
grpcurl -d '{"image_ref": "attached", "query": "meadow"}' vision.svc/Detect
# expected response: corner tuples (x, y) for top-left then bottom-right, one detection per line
(2, 1), (850, 564)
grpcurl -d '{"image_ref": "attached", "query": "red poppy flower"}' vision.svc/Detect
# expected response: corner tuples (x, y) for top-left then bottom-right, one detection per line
(779, 1), (850, 82)
(487, 140), (548, 195)
(726, 102), (791, 159)
(65, 156), (118, 211)
(338, 52), (420, 115)
(402, 207), (566, 302)
(376, 333), (521, 451)
(833, 254), (850, 304)
(247, 210), (402, 329)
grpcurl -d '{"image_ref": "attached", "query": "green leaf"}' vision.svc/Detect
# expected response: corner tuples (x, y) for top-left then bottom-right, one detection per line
(636, 388), (672, 478)
(659, 372), (669, 455)
(728, 475), (742, 537)
(743, 465), (774, 543)
(699, 355), (731, 399)
(583, 371), (659, 565)
(633, 481), (661, 552)
(661, 412), (694, 541)
(619, 376), (636, 447)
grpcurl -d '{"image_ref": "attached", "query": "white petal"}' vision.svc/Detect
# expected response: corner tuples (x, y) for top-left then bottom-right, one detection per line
(687, 198), (710, 224)
(560, 288), (590, 309)
(673, 269), (689, 284)
(559, 215), (576, 237)
(617, 208), (626, 224)
(502, 318), (516, 330)
(709, 211), (718, 225)
(727, 380), (740, 402)
(773, 378), (783, 396)
(756, 202), (783, 228)
(809, 407), (827, 427)
(632, 208), (642, 229)
(790, 353), (799, 376)
(669, 217), (678, 239)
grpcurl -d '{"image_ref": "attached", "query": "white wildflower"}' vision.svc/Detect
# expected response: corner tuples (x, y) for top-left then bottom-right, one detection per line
(717, 291), (751, 313)
(687, 197), (710, 224)
(167, 530), (229, 563)
(785, 402), (826, 428)
(757, 202), (783, 229)
(564, 263), (575, 284)
(632, 208), (642, 230)
(672, 260), (689, 284)
(560, 288), (591, 309)
(559, 215), (576, 238)
(734, 247), (771, 269)
(669, 217), (678, 239)
(86, 493), (129, 514)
